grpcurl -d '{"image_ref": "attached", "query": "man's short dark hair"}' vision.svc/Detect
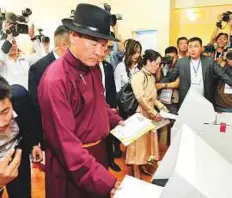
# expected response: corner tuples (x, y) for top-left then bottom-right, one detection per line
(188, 37), (203, 46)
(177, 37), (188, 45)
(54, 25), (69, 37)
(216, 33), (229, 41)
(0, 76), (11, 100)
(165, 46), (178, 55)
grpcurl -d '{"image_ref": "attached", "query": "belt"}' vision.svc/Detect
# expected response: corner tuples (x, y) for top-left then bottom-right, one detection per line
(82, 140), (101, 148)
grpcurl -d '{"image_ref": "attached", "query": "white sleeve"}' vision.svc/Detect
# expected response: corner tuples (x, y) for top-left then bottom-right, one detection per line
(25, 53), (40, 66)
(32, 39), (46, 58)
(114, 62), (123, 93)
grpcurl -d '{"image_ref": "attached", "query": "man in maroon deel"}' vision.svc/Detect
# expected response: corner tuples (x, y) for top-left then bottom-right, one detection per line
(38, 4), (123, 198)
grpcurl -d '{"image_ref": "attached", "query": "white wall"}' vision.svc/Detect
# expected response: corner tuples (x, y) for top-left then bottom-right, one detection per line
(109, 0), (170, 54)
(175, 0), (232, 9)
(1, 0), (170, 54)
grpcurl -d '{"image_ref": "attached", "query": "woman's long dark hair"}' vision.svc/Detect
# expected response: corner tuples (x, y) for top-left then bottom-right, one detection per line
(123, 39), (142, 78)
(138, 49), (161, 68)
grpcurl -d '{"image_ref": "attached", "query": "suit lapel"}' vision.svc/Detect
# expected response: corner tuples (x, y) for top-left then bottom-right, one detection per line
(185, 57), (191, 84)
(200, 56), (207, 82)
(50, 52), (56, 62)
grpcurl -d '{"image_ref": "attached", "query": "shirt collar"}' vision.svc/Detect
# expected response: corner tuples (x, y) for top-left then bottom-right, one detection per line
(52, 50), (60, 60)
(64, 49), (90, 72)
(142, 67), (152, 76)
(13, 111), (18, 119)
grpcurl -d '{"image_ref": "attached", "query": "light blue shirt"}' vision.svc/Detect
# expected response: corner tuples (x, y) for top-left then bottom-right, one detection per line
(0, 111), (19, 159)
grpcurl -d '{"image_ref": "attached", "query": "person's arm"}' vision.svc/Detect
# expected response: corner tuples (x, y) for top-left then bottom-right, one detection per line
(0, 149), (22, 188)
(228, 18), (232, 47)
(29, 24), (47, 58)
(209, 25), (220, 45)
(107, 107), (122, 128)
(156, 78), (180, 91)
(160, 62), (180, 83)
(38, 79), (116, 196)
(112, 24), (124, 53)
(131, 72), (158, 119)
(213, 60), (232, 86)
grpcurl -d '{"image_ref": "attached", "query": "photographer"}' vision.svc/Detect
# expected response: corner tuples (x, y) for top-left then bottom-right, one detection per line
(30, 26), (50, 57)
(155, 46), (179, 114)
(209, 13), (232, 60)
(209, 31), (229, 61)
(214, 51), (232, 112)
(104, 3), (125, 69)
(0, 13), (45, 90)
(0, 76), (42, 198)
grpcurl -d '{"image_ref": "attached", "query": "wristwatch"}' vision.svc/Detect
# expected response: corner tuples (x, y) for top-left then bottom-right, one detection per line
(164, 83), (168, 88)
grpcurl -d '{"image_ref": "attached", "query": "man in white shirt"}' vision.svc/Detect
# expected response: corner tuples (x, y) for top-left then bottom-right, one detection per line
(0, 20), (46, 90)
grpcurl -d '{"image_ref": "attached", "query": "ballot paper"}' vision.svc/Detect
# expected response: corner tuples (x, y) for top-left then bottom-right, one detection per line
(114, 175), (163, 198)
(160, 111), (177, 120)
(111, 113), (169, 146)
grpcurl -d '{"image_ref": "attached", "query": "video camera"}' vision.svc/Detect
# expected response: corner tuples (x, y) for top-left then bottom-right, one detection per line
(0, 8), (32, 37)
(32, 28), (50, 43)
(104, 3), (122, 26)
(216, 11), (232, 29)
(161, 56), (173, 65)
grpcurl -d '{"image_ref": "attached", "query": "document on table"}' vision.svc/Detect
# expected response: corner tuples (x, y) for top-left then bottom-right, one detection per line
(114, 175), (163, 198)
(111, 113), (169, 146)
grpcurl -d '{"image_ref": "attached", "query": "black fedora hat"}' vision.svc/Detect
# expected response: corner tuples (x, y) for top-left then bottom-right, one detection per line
(62, 3), (119, 42)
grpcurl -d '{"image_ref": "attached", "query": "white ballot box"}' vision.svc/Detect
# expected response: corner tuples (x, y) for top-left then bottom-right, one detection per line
(111, 113), (169, 146)
(171, 89), (232, 164)
(114, 175), (163, 198)
(176, 90), (216, 133)
(153, 125), (232, 198)
(202, 113), (232, 164)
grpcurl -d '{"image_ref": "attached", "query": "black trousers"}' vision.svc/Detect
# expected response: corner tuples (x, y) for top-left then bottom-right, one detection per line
(0, 151), (31, 198)
(106, 134), (121, 161)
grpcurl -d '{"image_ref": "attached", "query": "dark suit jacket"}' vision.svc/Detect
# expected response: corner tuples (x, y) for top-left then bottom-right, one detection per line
(102, 60), (117, 108)
(161, 55), (232, 106)
(28, 51), (56, 145)
(11, 84), (39, 152)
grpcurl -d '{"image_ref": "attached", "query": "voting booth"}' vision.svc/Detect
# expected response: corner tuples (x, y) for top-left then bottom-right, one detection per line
(153, 125), (232, 198)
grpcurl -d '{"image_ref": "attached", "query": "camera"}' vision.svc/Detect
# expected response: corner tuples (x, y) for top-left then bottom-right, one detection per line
(32, 28), (50, 43)
(0, 8), (32, 37)
(204, 44), (215, 54)
(161, 56), (173, 65)
(104, 3), (122, 26)
(216, 11), (232, 29)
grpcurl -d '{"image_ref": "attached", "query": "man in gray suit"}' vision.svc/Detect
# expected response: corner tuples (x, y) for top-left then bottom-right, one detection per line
(161, 37), (232, 107)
